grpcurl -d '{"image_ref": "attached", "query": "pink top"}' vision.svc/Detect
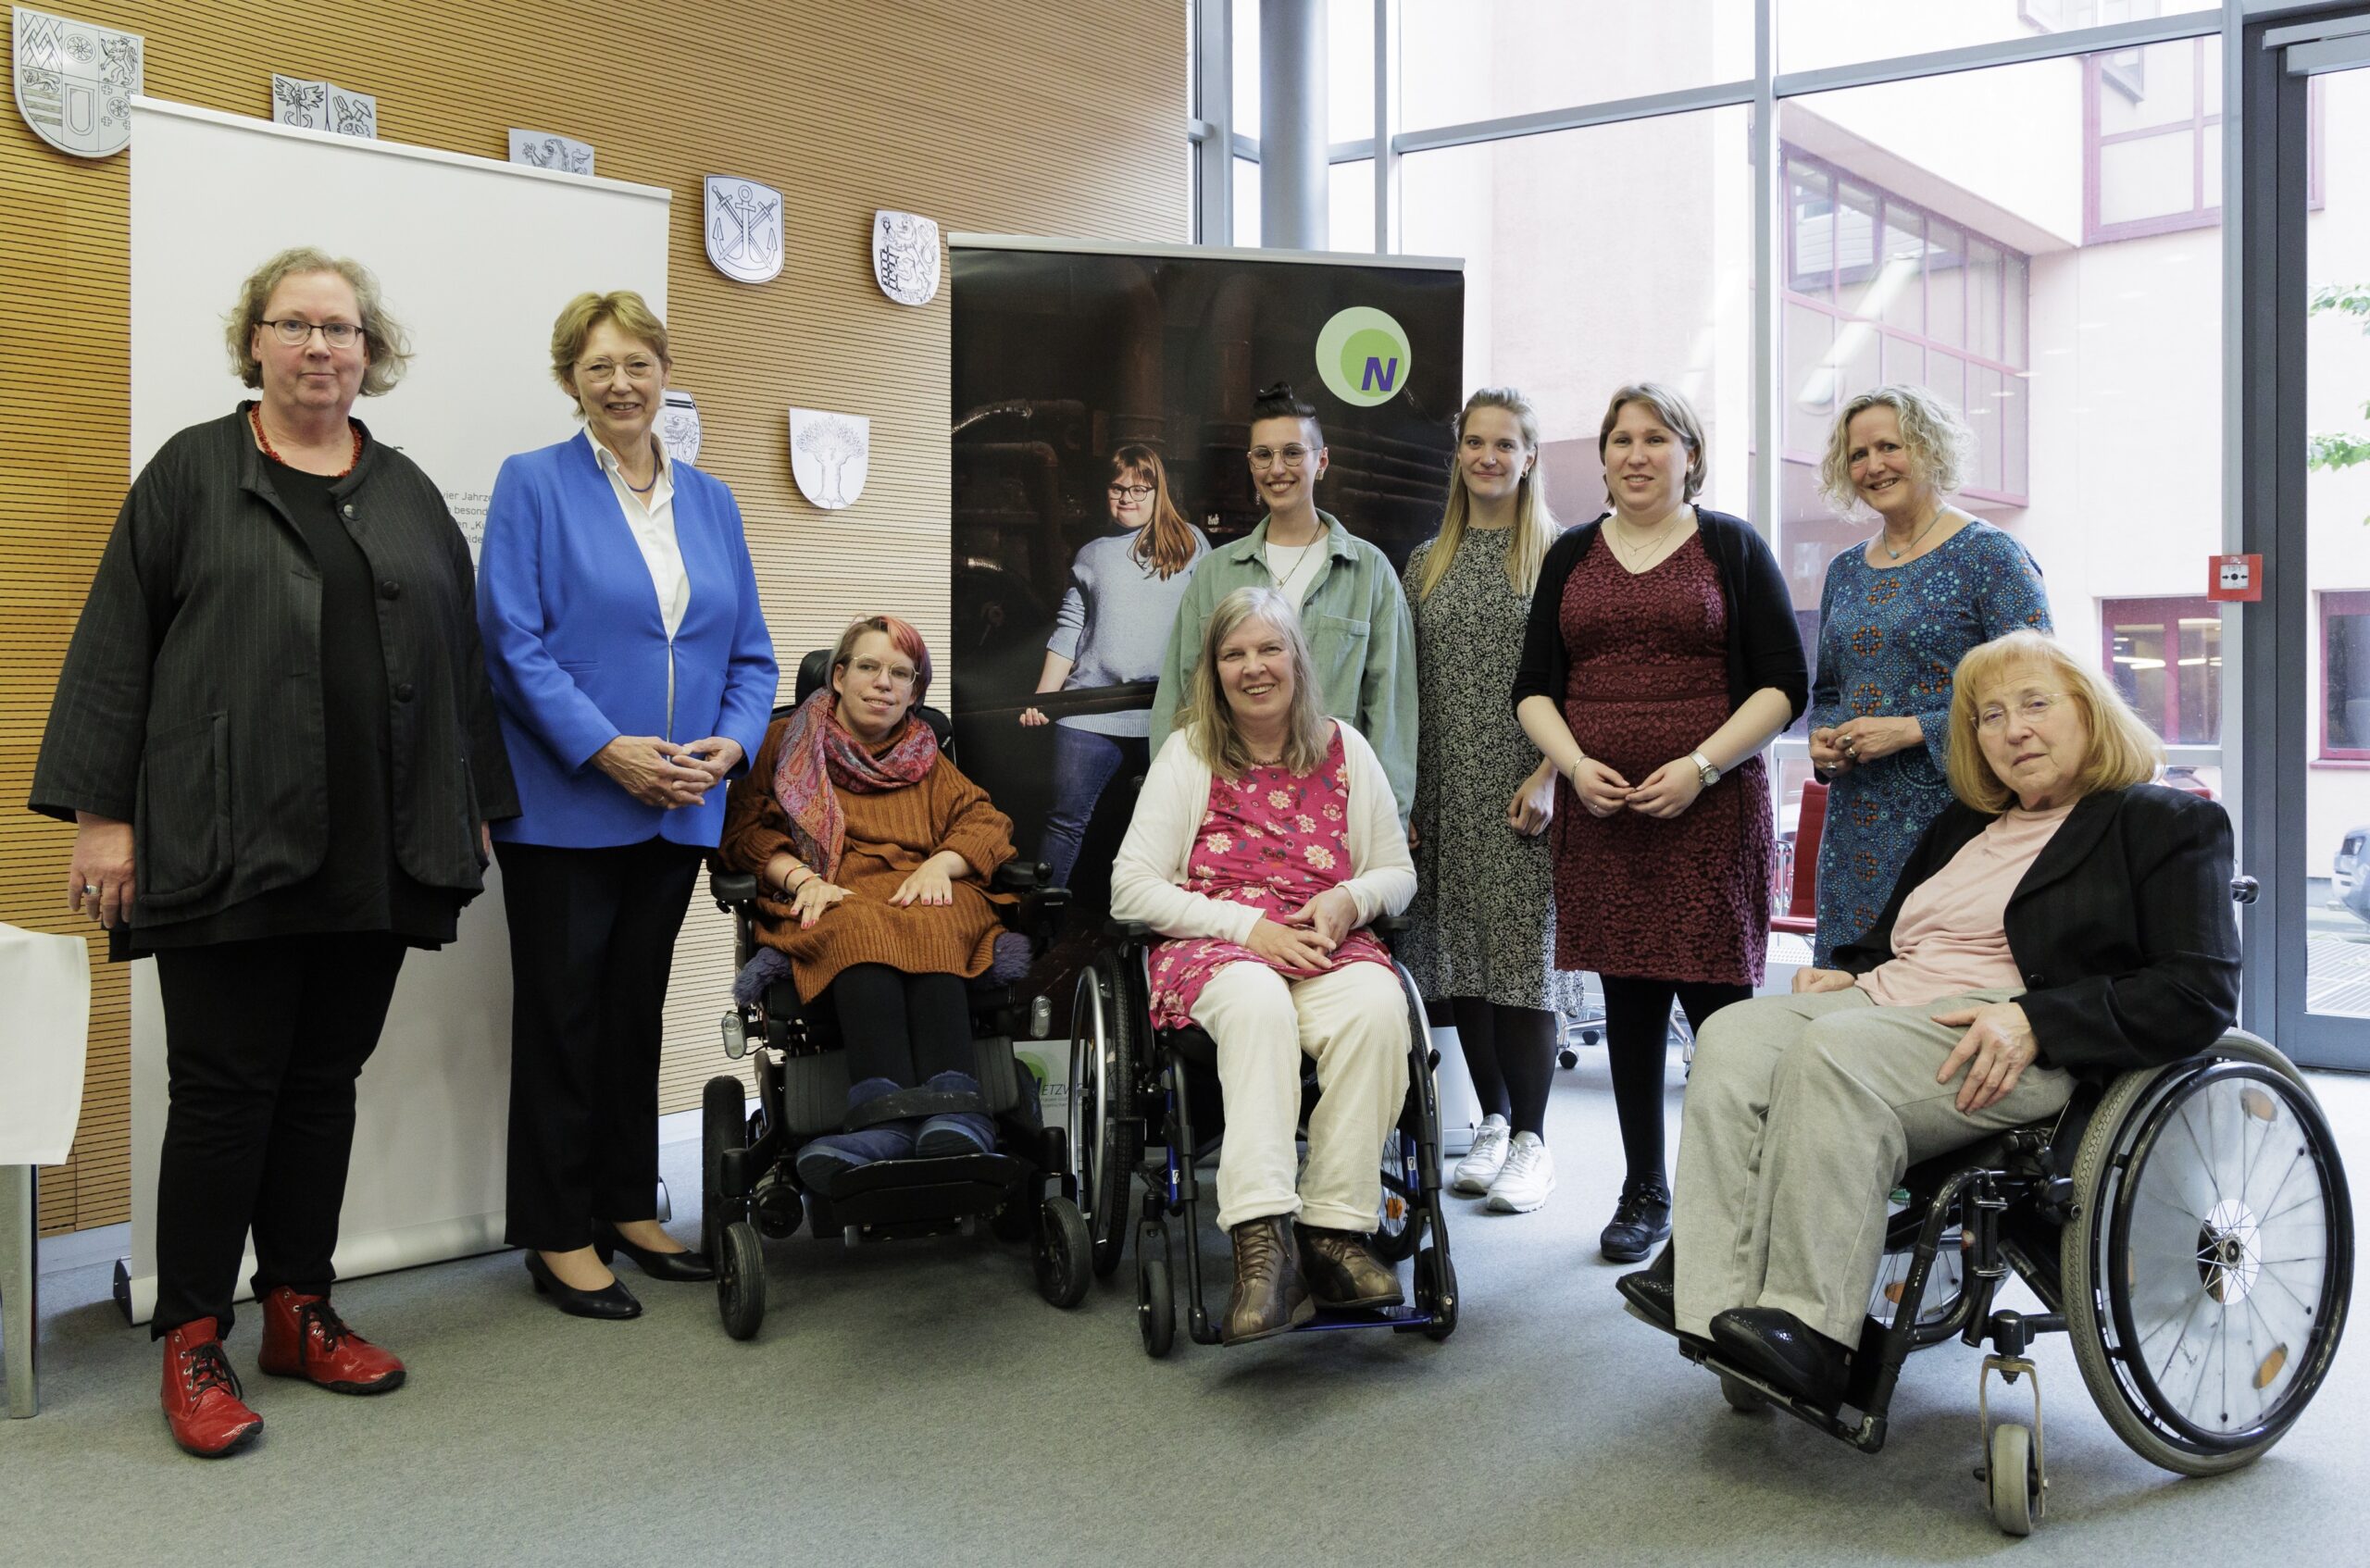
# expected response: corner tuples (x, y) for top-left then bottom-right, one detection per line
(1856, 803), (2075, 1007)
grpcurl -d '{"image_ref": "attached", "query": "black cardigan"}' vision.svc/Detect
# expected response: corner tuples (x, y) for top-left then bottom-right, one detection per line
(1832, 785), (2241, 1077)
(1511, 508), (1810, 723)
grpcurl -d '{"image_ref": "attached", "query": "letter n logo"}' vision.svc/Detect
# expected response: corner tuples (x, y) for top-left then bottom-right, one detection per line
(1361, 355), (1400, 393)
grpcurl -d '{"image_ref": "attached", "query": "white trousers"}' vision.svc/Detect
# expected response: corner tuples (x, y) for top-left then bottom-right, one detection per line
(1189, 960), (1411, 1233)
(1672, 987), (2075, 1343)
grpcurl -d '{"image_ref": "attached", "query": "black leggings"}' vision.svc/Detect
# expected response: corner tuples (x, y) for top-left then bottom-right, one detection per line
(1598, 975), (1752, 1186)
(830, 964), (974, 1088)
(1446, 999), (1562, 1140)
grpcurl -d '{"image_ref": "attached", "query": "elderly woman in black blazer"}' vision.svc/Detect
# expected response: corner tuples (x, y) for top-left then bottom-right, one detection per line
(1617, 628), (2239, 1411)
(28, 247), (516, 1457)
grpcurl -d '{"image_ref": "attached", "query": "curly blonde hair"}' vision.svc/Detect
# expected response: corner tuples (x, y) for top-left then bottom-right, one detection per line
(1815, 384), (1974, 515)
(223, 247), (413, 397)
(1944, 629), (2163, 814)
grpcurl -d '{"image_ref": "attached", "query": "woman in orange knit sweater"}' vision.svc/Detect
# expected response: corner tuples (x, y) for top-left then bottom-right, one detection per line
(717, 615), (1017, 1191)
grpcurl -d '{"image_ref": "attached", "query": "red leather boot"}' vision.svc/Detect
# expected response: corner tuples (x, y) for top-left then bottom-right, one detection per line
(256, 1287), (406, 1394)
(161, 1318), (264, 1457)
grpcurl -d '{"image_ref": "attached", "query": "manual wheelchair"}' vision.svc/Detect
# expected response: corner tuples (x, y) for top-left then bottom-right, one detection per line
(1065, 924), (1458, 1356)
(698, 651), (1089, 1341)
(1634, 892), (2352, 1535)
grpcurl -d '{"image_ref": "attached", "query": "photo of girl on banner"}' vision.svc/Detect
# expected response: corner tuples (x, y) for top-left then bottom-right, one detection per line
(949, 241), (1463, 928)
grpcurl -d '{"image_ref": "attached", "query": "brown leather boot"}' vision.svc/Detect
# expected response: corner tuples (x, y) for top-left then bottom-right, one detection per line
(1297, 1225), (1405, 1309)
(1222, 1215), (1315, 1345)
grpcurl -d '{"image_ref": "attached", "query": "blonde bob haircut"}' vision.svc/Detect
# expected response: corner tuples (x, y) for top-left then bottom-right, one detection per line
(224, 246), (414, 397)
(1414, 387), (1560, 604)
(1816, 384), (1975, 515)
(1945, 628), (2164, 815)
(1598, 382), (1708, 504)
(1181, 586), (1332, 782)
(549, 290), (672, 413)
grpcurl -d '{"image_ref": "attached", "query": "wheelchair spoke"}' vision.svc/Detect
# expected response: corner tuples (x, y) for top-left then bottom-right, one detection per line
(2173, 1099), (2229, 1213)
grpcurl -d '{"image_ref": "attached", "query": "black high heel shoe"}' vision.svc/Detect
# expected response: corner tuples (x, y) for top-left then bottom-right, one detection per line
(524, 1251), (642, 1320)
(592, 1218), (716, 1283)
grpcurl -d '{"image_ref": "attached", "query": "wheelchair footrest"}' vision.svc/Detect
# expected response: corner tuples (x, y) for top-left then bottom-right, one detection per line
(805, 1152), (1028, 1232)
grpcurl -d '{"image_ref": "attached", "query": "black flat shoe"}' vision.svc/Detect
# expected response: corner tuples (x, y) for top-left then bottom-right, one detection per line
(1615, 1243), (1677, 1333)
(592, 1219), (716, 1283)
(524, 1251), (642, 1320)
(1709, 1306), (1847, 1409)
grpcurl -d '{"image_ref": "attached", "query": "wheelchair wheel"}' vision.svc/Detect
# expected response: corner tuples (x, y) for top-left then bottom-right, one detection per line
(1986, 1422), (2039, 1537)
(1415, 1245), (1458, 1342)
(701, 1075), (745, 1264)
(1373, 1131), (1424, 1263)
(1718, 1375), (1768, 1413)
(1069, 954), (1141, 1279)
(1136, 1220), (1175, 1358)
(716, 1219), (767, 1341)
(2063, 1036), (2352, 1476)
(1036, 1195), (1092, 1309)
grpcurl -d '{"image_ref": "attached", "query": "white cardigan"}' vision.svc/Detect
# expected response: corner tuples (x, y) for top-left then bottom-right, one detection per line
(1109, 720), (1417, 944)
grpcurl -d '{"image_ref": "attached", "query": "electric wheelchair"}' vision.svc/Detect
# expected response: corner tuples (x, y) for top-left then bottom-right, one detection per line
(1631, 882), (2354, 1536)
(1066, 926), (1458, 1356)
(699, 651), (1089, 1341)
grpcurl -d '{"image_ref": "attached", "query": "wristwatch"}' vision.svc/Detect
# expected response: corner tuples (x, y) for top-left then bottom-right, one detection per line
(1690, 750), (1721, 787)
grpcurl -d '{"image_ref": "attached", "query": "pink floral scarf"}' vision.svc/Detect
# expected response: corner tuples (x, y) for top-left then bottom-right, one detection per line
(770, 689), (941, 880)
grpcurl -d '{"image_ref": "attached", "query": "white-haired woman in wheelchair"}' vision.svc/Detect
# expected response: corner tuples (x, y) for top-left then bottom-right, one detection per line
(1621, 627), (2240, 1409)
(1111, 586), (1417, 1344)
(717, 614), (1018, 1193)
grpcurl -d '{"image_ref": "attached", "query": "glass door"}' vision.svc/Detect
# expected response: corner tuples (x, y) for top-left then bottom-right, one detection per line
(2252, 13), (2370, 1070)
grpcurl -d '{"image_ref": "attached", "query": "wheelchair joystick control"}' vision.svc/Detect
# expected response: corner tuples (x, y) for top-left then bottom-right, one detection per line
(1029, 995), (1054, 1039)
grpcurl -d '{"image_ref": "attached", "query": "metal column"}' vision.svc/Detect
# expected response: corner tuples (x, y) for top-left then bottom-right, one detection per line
(1261, 0), (1328, 250)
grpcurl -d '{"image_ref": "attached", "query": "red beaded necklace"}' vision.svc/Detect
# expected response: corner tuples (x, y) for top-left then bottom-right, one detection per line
(250, 404), (362, 478)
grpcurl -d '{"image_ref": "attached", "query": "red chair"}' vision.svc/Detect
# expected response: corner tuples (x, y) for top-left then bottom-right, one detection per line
(1771, 778), (1826, 938)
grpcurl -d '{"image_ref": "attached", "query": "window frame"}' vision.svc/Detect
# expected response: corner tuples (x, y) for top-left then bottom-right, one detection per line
(2320, 590), (2370, 764)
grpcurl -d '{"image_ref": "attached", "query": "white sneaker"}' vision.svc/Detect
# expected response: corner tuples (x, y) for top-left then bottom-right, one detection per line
(1486, 1133), (1556, 1213)
(1451, 1115), (1511, 1194)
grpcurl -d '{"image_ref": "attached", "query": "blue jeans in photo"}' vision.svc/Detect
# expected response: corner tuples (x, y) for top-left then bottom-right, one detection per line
(1039, 725), (1147, 891)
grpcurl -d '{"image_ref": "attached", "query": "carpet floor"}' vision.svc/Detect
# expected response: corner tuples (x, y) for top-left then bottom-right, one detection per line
(4, 1058), (2364, 1568)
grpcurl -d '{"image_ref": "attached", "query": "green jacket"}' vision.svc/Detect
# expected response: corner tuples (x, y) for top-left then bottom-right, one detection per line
(1146, 509), (1418, 820)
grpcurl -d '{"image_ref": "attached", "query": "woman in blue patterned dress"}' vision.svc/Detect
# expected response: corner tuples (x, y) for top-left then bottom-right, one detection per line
(1806, 386), (2052, 964)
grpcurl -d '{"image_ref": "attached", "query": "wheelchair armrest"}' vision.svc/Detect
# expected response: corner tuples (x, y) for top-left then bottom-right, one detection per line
(711, 870), (759, 910)
(993, 859), (1051, 893)
(1370, 914), (1410, 936)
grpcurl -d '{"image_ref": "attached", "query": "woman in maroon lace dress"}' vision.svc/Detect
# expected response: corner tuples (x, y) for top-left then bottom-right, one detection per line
(1512, 383), (1808, 1263)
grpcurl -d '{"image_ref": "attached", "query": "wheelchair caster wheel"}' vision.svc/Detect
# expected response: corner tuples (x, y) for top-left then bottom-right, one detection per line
(1415, 1245), (1457, 1342)
(716, 1219), (767, 1341)
(1557, 1049), (1579, 1070)
(1036, 1195), (1091, 1309)
(1985, 1422), (2039, 1537)
(1136, 1222), (1174, 1358)
(1718, 1375), (1768, 1414)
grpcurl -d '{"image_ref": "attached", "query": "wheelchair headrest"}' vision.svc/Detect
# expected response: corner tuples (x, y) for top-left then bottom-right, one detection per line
(784, 648), (951, 751)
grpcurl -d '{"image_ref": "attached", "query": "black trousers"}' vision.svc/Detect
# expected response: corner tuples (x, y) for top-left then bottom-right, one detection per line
(1598, 974), (1753, 1185)
(150, 933), (408, 1339)
(830, 963), (976, 1088)
(495, 837), (701, 1252)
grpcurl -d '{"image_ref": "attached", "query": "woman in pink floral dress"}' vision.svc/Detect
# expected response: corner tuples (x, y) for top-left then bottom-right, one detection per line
(1112, 587), (1417, 1345)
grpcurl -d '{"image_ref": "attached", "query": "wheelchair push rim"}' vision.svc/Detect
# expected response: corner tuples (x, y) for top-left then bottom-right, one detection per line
(2066, 1052), (2352, 1472)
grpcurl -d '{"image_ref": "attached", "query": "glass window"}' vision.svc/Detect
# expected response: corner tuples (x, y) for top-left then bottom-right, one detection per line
(1776, 146), (2030, 505)
(2087, 37), (2218, 242)
(1781, 0), (2214, 75)
(1398, 106), (1756, 532)
(2324, 592), (2370, 761)
(2102, 596), (2223, 746)
(1329, 0), (1373, 143)
(1329, 158), (1375, 252)
(1398, 0), (1753, 133)
(1230, 0), (1259, 132)
(1232, 156), (1260, 247)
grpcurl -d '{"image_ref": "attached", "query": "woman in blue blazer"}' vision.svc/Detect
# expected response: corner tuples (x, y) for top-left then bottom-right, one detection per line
(478, 291), (777, 1319)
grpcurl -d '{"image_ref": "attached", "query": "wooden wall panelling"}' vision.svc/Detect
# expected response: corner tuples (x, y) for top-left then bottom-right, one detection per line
(0, 0), (1187, 1232)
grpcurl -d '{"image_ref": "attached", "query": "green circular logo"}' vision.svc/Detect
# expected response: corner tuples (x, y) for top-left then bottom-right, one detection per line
(1315, 306), (1413, 407)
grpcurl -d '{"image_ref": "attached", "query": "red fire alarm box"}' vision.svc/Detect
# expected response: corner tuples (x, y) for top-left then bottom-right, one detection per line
(2207, 554), (2263, 603)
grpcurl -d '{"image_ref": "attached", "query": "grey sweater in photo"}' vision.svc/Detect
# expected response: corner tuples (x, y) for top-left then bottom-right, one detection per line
(1045, 526), (1211, 736)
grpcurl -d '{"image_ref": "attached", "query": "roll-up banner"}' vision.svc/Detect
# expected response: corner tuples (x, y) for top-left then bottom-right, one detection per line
(946, 237), (1464, 939)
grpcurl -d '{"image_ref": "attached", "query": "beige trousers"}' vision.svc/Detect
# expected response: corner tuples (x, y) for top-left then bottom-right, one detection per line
(1672, 986), (2075, 1343)
(1189, 960), (1410, 1233)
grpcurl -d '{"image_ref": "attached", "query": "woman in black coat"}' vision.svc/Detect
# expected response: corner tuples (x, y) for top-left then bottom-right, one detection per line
(1628, 628), (2238, 1411)
(28, 247), (516, 1458)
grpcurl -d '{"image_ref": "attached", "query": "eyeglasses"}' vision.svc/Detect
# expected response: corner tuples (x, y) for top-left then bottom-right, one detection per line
(1977, 691), (2067, 732)
(577, 356), (662, 384)
(1246, 445), (1313, 470)
(1107, 483), (1154, 501)
(260, 318), (364, 348)
(847, 656), (917, 688)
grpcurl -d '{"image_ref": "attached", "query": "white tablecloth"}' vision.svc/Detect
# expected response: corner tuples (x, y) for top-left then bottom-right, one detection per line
(0, 924), (89, 1165)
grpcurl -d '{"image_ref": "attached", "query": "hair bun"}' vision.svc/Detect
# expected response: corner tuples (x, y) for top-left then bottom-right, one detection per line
(1254, 380), (1296, 403)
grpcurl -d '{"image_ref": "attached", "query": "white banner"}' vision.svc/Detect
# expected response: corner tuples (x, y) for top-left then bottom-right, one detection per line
(119, 97), (670, 1320)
